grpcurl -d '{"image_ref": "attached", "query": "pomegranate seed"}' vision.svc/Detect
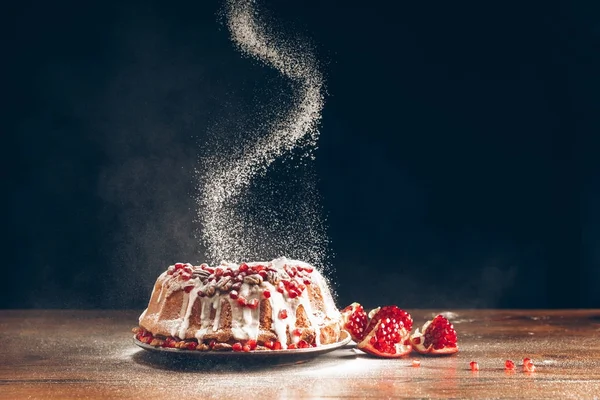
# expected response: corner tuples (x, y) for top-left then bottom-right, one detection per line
(277, 282), (285, 293)
(273, 341), (282, 350)
(184, 286), (194, 293)
(184, 266), (193, 274)
(304, 267), (313, 273)
(247, 298), (259, 309)
(258, 270), (268, 279)
(237, 296), (247, 306)
(288, 343), (297, 349)
(412, 360), (421, 367)
(242, 345), (251, 352)
(181, 275), (191, 281)
(523, 358), (535, 372)
(297, 340), (309, 348)
(303, 279), (311, 285)
(185, 342), (197, 350)
(263, 290), (271, 299)
(247, 339), (257, 350)
(239, 263), (249, 272)
(292, 328), (302, 336)
(215, 267), (224, 277)
(505, 360), (515, 370)
(205, 267), (215, 274)
(230, 290), (239, 299)
(264, 341), (274, 349)
(232, 342), (243, 352)
(413, 337), (421, 345)
(209, 340), (216, 349)
(198, 290), (206, 297)
(288, 290), (298, 299)
(174, 263), (184, 269)
(278, 309), (288, 319)
(470, 361), (479, 371)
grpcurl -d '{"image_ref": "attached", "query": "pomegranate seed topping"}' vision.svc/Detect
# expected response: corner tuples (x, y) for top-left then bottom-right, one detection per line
(304, 266), (313, 273)
(185, 342), (197, 350)
(209, 340), (216, 349)
(258, 270), (268, 279)
(247, 298), (259, 309)
(505, 360), (515, 370)
(237, 296), (247, 306)
(184, 266), (193, 274)
(198, 290), (206, 297)
(297, 340), (309, 349)
(412, 360), (421, 367)
(184, 286), (194, 293)
(242, 344), (251, 352)
(278, 309), (288, 319)
(215, 267), (224, 277)
(239, 263), (249, 272)
(288, 290), (298, 299)
(263, 290), (271, 299)
(273, 341), (282, 350)
(277, 282), (285, 293)
(470, 361), (479, 371)
(232, 342), (243, 352)
(264, 341), (274, 349)
(292, 328), (302, 336)
(230, 290), (239, 299)
(174, 263), (184, 269)
(303, 279), (311, 285)
(288, 343), (297, 349)
(205, 267), (215, 274)
(181, 275), (191, 281)
(247, 339), (257, 350)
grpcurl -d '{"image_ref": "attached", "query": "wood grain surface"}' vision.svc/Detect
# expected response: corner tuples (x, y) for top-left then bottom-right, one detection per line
(1, 309), (599, 399)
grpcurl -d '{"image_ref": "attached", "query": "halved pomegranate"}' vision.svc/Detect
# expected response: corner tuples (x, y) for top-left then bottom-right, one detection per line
(366, 305), (413, 333)
(340, 302), (369, 342)
(410, 314), (458, 355)
(357, 316), (412, 358)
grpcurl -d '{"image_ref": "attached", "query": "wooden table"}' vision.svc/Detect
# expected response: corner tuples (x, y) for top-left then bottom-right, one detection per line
(1, 310), (599, 399)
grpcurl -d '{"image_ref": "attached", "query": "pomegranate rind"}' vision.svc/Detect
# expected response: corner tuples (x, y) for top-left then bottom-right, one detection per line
(357, 319), (412, 358)
(341, 302), (369, 342)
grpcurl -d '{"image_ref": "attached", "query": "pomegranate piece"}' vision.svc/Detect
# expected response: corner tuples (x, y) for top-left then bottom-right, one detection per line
(357, 317), (412, 358)
(366, 306), (413, 334)
(246, 339), (257, 350)
(505, 360), (515, 370)
(185, 341), (197, 350)
(278, 309), (288, 319)
(297, 340), (309, 349)
(239, 263), (249, 272)
(273, 341), (282, 350)
(242, 344), (251, 352)
(470, 361), (479, 371)
(341, 302), (369, 342)
(262, 290), (271, 299)
(410, 315), (458, 355)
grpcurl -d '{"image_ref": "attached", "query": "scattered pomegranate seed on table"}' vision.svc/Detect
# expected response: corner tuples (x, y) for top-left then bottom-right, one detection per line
(469, 361), (479, 371)
(523, 358), (536, 372)
(412, 360), (421, 367)
(505, 360), (516, 370)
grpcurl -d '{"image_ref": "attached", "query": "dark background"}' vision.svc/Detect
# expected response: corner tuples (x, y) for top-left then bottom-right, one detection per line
(4, 0), (600, 310)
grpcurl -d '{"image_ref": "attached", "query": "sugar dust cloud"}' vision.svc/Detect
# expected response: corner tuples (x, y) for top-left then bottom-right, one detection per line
(196, 0), (330, 268)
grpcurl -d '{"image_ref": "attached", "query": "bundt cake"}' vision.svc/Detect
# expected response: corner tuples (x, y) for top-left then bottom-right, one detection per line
(135, 257), (342, 351)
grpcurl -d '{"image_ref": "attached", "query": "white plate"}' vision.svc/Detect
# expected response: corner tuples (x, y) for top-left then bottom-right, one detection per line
(133, 330), (351, 361)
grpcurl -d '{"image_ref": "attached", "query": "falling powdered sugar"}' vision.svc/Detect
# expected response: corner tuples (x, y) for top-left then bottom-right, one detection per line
(196, 0), (329, 267)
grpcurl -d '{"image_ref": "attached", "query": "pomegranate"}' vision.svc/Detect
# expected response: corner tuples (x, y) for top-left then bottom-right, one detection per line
(410, 314), (458, 355)
(357, 316), (412, 358)
(340, 302), (369, 342)
(366, 306), (413, 333)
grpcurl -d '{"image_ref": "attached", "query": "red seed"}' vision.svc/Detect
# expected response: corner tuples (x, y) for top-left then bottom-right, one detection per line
(505, 360), (515, 370)
(288, 343), (297, 349)
(470, 361), (479, 371)
(242, 345), (251, 352)
(247, 298), (259, 309)
(263, 290), (271, 299)
(264, 341), (274, 349)
(288, 290), (298, 299)
(273, 341), (282, 350)
(215, 267), (224, 277)
(232, 342), (243, 352)
(304, 266), (313, 273)
(412, 360), (421, 367)
(277, 282), (285, 293)
(239, 263), (249, 272)
(292, 328), (302, 337)
(185, 342), (197, 350)
(297, 340), (309, 349)
(184, 286), (194, 293)
(237, 296), (247, 306)
(229, 290), (239, 299)
(258, 270), (268, 279)
(247, 339), (257, 350)
(303, 279), (311, 285)
(278, 309), (288, 319)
